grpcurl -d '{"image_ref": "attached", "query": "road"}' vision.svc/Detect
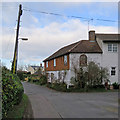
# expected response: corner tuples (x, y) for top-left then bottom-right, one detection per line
(23, 82), (118, 118)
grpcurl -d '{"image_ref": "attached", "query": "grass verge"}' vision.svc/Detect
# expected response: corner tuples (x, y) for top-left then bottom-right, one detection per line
(6, 94), (28, 119)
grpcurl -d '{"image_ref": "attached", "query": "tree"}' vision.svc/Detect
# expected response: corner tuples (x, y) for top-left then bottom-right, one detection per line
(24, 64), (31, 71)
(18, 65), (24, 71)
(71, 61), (109, 89)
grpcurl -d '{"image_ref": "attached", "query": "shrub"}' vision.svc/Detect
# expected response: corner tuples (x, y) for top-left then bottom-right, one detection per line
(112, 82), (119, 89)
(17, 71), (24, 80)
(28, 77), (31, 82)
(88, 85), (105, 89)
(39, 75), (47, 85)
(2, 67), (24, 118)
(47, 82), (67, 92)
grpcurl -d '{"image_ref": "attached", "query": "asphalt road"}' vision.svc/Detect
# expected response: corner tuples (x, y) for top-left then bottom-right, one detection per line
(22, 82), (118, 118)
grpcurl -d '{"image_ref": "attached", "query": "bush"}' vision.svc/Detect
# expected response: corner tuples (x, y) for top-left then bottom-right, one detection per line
(28, 77), (31, 82)
(39, 75), (47, 85)
(71, 61), (109, 89)
(2, 67), (24, 118)
(47, 82), (67, 92)
(88, 85), (105, 89)
(112, 82), (119, 89)
(17, 71), (24, 80)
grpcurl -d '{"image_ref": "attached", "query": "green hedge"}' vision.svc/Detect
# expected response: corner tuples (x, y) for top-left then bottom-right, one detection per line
(2, 67), (24, 118)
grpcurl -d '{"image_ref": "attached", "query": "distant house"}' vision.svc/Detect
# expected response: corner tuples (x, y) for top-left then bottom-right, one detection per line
(43, 30), (120, 86)
(28, 64), (44, 75)
(28, 66), (40, 74)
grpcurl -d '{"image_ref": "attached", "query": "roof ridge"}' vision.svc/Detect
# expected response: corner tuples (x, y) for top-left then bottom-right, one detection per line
(68, 40), (81, 52)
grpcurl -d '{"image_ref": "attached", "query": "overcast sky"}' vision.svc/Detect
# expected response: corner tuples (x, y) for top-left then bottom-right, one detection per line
(1, 1), (119, 69)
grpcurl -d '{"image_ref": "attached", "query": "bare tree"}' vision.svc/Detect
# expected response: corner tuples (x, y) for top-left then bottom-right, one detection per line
(24, 64), (31, 71)
(18, 64), (24, 71)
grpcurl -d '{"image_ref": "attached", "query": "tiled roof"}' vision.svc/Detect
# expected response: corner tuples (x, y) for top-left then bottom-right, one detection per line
(43, 40), (102, 62)
(70, 40), (102, 53)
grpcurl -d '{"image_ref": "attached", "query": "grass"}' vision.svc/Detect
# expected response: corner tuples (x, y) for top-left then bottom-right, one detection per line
(6, 94), (28, 119)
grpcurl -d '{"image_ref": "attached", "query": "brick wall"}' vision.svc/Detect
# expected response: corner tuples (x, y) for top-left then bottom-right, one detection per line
(44, 54), (69, 71)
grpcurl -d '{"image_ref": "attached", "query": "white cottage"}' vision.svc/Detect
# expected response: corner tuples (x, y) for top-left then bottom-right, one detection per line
(43, 31), (120, 86)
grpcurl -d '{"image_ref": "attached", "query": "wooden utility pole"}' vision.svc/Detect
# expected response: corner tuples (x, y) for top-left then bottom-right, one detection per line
(12, 4), (22, 74)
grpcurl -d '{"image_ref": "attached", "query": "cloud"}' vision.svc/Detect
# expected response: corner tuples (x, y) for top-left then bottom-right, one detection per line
(2, 19), (117, 66)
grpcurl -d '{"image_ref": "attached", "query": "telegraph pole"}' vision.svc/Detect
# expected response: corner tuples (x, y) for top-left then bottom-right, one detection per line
(12, 4), (22, 74)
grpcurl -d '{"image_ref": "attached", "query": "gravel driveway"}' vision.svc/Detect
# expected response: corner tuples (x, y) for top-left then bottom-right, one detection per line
(22, 82), (118, 118)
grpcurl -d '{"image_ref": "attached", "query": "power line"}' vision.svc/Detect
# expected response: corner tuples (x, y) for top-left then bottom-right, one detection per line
(23, 8), (93, 21)
(23, 7), (118, 23)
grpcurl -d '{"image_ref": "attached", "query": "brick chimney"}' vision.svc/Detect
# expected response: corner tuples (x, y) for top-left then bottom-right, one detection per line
(40, 63), (42, 67)
(89, 30), (95, 42)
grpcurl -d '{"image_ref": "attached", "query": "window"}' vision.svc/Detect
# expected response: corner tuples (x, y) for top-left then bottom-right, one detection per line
(108, 44), (112, 51)
(111, 67), (116, 76)
(46, 61), (48, 68)
(113, 44), (117, 52)
(54, 59), (56, 67)
(80, 54), (87, 66)
(108, 44), (117, 52)
(64, 55), (67, 65)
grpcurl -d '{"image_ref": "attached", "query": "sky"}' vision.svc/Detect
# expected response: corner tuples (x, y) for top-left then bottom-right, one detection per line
(1, 1), (119, 70)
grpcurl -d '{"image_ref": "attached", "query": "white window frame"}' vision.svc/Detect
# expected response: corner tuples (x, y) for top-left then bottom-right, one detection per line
(108, 43), (112, 52)
(46, 61), (48, 68)
(113, 44), (117, 52)
(108, 43), (117, 52)
(64, 55), (67, 65)
(111, 67), (116, 76)
(54, 59), (56, 67)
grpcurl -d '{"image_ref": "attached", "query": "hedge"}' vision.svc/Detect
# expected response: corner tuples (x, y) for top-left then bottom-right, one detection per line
(2, 67), (24, 118)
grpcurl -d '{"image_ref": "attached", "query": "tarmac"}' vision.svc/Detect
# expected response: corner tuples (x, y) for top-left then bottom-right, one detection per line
(22, 82), (119, 119)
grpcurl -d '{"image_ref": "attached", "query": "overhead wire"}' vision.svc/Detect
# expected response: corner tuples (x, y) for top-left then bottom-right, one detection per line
(23, 7), (118, 23)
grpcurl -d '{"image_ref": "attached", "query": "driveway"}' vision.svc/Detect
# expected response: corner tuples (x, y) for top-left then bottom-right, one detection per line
(22, 82), (118, 118)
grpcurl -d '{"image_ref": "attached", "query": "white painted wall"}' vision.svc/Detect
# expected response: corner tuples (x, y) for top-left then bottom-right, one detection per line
(118, 43), (120, 84)
(69, 53), (102, 70)
(28, 66), (34, 74)
(101, 42), (118, 84)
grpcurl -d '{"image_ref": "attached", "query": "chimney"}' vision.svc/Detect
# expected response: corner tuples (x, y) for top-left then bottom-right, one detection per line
(40, 63), (42, 67)
(89, 30), (95, 41)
